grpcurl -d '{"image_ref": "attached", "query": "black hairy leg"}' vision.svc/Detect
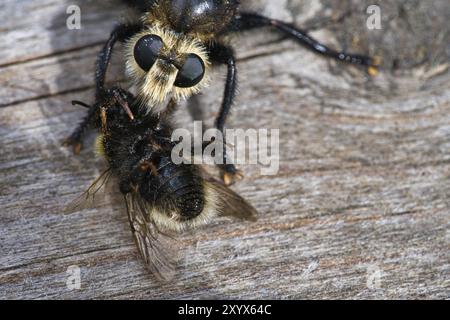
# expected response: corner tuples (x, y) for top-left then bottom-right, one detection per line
(207, 43), (243, 186)
(62, 101), (97, 154)
(234, 12), (379, 75)
(96, 23), (142, 96)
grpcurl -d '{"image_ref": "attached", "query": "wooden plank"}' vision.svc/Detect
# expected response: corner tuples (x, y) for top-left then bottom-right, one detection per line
(0, 0), (125, 66)
(0, 0), (449, 299)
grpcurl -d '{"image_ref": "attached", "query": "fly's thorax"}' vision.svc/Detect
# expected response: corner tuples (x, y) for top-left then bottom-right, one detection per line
(125, 23), (211, 112)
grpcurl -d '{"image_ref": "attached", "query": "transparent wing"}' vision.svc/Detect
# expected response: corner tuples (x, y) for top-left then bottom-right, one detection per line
(200, 169), (258, 222)
(124, 192), (179, 281)
(65, 169), (114, 212)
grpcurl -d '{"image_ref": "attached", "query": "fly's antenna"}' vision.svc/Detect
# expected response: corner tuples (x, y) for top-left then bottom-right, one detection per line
(71, 100), (92, 109)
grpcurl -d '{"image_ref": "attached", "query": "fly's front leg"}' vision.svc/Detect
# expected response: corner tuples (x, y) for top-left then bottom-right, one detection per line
(95, 23), (142, 97)
(207, 43), (243, 185)
(234, 12), (380, 75)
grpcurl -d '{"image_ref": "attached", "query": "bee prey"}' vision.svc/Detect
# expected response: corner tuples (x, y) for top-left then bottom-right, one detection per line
(65, 0), (379, 184)
(69, 87), (257, 280)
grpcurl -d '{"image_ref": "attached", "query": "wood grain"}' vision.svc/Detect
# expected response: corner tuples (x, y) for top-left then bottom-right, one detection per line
(0, 0), (449, 299)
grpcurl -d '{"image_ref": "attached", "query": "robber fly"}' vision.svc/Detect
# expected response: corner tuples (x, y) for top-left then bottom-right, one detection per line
(69, 87), (257, 280)
(65, 0), (379, 184)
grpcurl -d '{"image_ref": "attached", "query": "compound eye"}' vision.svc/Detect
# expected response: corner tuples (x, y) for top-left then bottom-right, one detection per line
(174, 54), (205, 88)
(133, 35), (164, 71)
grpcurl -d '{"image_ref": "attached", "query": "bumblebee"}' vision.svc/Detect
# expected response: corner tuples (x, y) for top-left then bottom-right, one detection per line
(70, 87), (257, 280)
(66, 0), (379, 184)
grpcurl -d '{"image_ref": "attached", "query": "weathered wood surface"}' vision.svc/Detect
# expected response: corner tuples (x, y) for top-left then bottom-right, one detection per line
(0, 0), (449, 299)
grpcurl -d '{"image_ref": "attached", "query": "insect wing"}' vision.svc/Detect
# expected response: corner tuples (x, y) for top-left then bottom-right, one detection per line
(124, 192), (179, 281)
(200, 169), (258, 221)
(65, 169), (113, 212)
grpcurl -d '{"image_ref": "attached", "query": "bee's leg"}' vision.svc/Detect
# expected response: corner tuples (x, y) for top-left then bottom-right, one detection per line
(95, 23), (142, 97)
(234, 13), (379, 75)
(62, 102), (97, 154)
(208, 43), (243, 186)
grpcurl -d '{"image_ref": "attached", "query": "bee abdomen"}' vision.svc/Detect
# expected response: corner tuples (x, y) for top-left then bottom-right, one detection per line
(174, 187), (205, 219)
(165, 172), (205, 219)
(153, 159), (206, 220)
